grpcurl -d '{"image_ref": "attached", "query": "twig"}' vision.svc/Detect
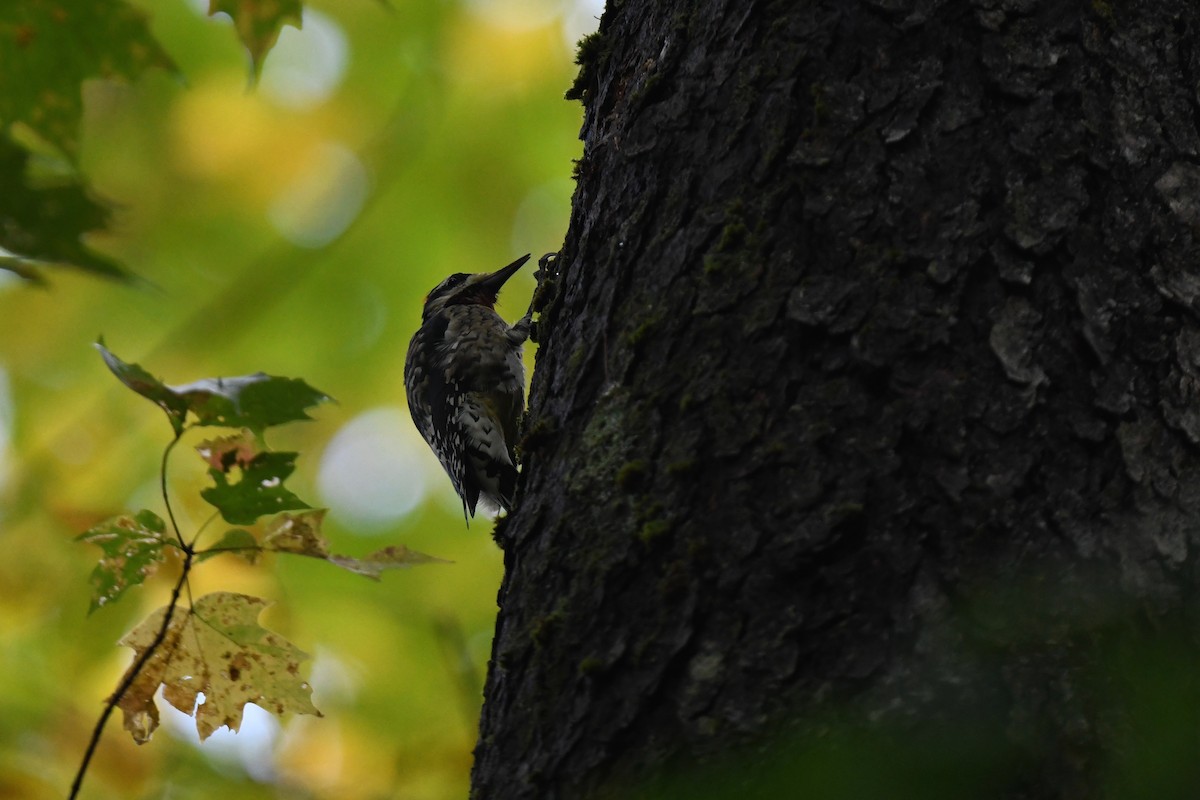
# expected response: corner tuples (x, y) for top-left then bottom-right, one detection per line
(67, 550), (193, 799)
(161, 432), (186, 549)
(69, 430), (195, 799)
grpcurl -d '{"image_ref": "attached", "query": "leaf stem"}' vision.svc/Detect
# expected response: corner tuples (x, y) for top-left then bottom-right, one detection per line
(198, 544), (265, 555)
(161, 431), (188, 551)
(188, 511), (221, 549)
(68, 547), (194, 800)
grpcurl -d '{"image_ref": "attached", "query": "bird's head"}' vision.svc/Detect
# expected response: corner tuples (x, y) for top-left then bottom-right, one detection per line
(421, 253), (531, 321)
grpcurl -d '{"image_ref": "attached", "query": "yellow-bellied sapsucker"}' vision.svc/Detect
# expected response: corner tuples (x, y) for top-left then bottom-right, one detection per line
(404, 254), (533, 522)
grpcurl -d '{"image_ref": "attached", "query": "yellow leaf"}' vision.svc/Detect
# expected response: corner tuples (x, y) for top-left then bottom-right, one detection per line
(116, 592), (320, 743)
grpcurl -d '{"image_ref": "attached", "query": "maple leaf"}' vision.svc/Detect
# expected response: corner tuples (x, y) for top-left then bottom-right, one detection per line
(116, 592), (321, 744)
(264, 509), (450, 579)
(201, 450), (309, 525)
(172, 374), (331, 433)
(96, 342), (331, 436)
(0, 139), (131, 282)
(77, 511), (170, 613)
(0, 1), (176, 158)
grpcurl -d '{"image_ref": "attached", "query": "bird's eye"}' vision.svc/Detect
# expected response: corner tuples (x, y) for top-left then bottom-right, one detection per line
(427, 275), (463, 299)
(425, 273), (470, 304)
(440, 274), (468, 292)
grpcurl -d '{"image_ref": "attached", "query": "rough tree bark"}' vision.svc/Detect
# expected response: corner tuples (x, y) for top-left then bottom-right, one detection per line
(473, 1), (1200, 797)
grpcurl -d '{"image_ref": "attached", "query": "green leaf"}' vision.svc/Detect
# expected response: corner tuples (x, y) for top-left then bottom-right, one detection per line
(77, 510), (170, 613)
(208, 0), (303, 79)
(95, 341), (331, 435)
(264, 509), (450, 579)
(201, 450), (310, 524)
(196, 528), (260, 564)
(95, 340), (190, 434)
(0, 1), (176, 158)
(0, 138), (132, 281)
(172, 374), (332, 433)
(117, 592), (320, 743)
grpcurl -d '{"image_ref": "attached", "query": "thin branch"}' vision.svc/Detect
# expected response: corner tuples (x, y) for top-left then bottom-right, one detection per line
(196, 544), (265, 555)
(188, 511), (221, 549)
(68, 547), (194, 800)
(70, 429), (195, 798)
(161, 431), (187, 550)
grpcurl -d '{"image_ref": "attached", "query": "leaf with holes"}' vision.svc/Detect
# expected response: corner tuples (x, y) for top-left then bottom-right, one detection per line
(201, 450), (309, 525)
(77, 510), (171, 613)
(116, 592), (320, 743)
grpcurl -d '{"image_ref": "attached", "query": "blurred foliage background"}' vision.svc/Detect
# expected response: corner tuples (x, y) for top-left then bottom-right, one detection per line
(0, 0), (596, 797)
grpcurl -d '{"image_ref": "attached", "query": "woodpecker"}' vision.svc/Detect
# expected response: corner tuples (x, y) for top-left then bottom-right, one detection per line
(404, 254), (533, 522)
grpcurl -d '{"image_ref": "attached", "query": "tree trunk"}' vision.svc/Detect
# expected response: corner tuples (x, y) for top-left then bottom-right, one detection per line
(472, 1), (1200, 797)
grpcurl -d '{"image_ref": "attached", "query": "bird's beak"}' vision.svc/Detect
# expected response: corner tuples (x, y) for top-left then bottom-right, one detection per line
(477, 253), (531, 293)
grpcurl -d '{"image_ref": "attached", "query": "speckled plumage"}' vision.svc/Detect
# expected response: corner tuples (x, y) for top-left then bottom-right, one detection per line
(404, 255), (531, 521)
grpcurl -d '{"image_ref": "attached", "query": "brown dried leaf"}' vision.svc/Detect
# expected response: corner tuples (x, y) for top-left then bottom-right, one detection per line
(196, 429), (260, 472)
(116, 592), (320, 743)
(263, 508), (329, 557)
(262, 510), (450, 578)
(328, 545), (452, 580)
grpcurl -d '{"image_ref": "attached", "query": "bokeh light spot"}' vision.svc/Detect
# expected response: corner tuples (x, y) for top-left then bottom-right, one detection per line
(465, 0), (562, 30)
(162, 693), (281, 782)
(317, 407), (430, 532)
(562, 0), (605, 49)
(268, 141), (368, 248)
(261, 9), (349, 110)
